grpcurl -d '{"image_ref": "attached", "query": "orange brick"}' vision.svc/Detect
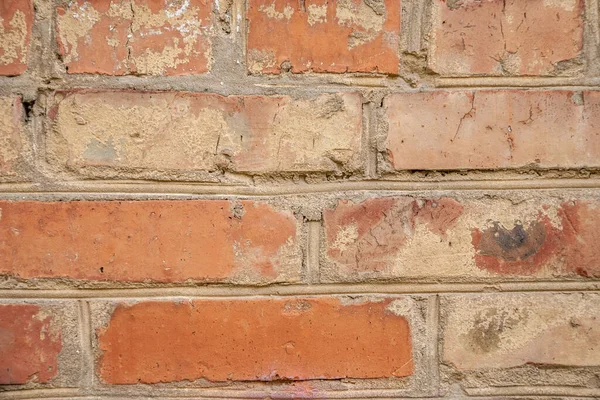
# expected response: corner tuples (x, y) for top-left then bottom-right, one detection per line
(0, 0), (33, 75)
(247, 0), (400, 74)
(384, 90), (600, 170)
(429, 0), (583, 76)
(98, 297), (414, 383)
(0, 96), (23, 177)
(0, 200), (300, 283)
(56, 0), (213, 75)
(0, 304), (62, 384)
(323, 196), (600, 282)
(48, 91), (364, 175)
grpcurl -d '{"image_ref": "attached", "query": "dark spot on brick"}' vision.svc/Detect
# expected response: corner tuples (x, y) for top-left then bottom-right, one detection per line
(478, 221), (546, 262)
(471, 214), (561, 275)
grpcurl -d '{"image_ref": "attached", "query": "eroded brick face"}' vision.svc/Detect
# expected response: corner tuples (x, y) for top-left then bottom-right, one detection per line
(0, 304), (62, 384)
(323, 197), (600, 282)
(429, 0), (584, 76)
(0, 0), (32, 76)
(98, 297), (414, 383)
(0, 96), (23, 177)
(48, 91), (363, 175)
(442, 293), (600, 370)
(56, 0), (213, 75)
(247, 0), (401, 74)
(384, 90), (600, 170)
(0, 200), (301, 283)
(2, 0), (600, 394)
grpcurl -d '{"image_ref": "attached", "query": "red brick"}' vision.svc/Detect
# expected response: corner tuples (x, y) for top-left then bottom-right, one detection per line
(384, 90), (600, 170)
(442, 293), (600, 370)
(0, 0), (33, 76)
(0, 304), (62, 384)
(323, 196), (600, 282)
(48, 91), (364, 175)
(429, 0), (583, 76)
(98, 297), (414, 383)
(247, 0), (400, 74)
(56, 0), (213, 75)
(0, 200), (300, 283)
(0, 96), (23, 177)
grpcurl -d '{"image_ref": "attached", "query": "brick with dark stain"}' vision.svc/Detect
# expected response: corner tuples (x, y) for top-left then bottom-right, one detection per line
(472, 201), (600, 277)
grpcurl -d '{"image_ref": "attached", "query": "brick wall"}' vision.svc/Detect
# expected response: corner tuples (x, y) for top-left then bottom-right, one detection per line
(1, 0), (600, 399)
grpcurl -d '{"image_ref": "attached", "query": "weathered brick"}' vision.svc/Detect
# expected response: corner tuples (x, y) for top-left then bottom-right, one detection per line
(0, 200), (301, 283)
(442, 293), (600, 370)
(247, 0), (400, 74)
(48, 91), (363, 175)
(384, 90), (600, 170)
(322, 196), (600, 282)
(429, 0), (584, 76)
(56, 0), (213, 75)
(0, 96), (23, 177)
(0, 304), (62, 384)
(0, 0), (32, 75)
(98, 297), (414, 383)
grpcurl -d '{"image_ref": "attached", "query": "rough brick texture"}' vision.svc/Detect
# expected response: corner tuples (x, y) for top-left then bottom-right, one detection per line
(323, 196), (600, 282)
(2, 0), (600, 397)
(247, 0), (401, 74)
(0, 200), (300, 283)
(384, 90), (600, 170)
(0, 96), (23, 177)
(56, 0), (213, 75)
(430, 0), (584, 76)
(0, 0), (33, 76)
(48, 91), (363, 175)
(0, 304), (62, 384)
(98, 297), (413, 383)
(442, 293), (600, 369)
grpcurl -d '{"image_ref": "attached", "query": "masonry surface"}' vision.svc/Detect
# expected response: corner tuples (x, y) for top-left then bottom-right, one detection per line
(1, 0), (600, 399)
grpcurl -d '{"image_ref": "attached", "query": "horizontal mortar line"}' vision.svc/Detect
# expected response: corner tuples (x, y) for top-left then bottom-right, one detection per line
(0, 389), (80, 400)
(435, 76), (600, 88)
(1, 386), (597, 400)
(5, 78), (600, 94)
(5, 73), (600, 86)
(0, 397), (591, 400)
(0, 281), (598, 299)
(465, 386), (600, 397)
(0, 387), (440, 400)
(2, 178), (600, 196)
(0, 395), (451, 400)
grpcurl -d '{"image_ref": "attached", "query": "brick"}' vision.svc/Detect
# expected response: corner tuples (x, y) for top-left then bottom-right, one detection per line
(322, 196), (600, 282)
(0, 200), (300, 283)
(0, 304), (62, 384)
(0, 0), (33, 75)
(98, 297), (414, 383)
(247, 0), (400, 74)
(56, 0), (213, 75)
(384, 90), (600, 171)
(429, 0), (584, 76)
(0, 96), (23, 177)
(442, 293), (600, 370)
(48, 91), (363, 175)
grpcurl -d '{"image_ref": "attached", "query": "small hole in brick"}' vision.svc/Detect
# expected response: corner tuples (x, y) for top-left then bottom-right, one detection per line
(22, 99), (35, 122)
(100, 267), (104, 273)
